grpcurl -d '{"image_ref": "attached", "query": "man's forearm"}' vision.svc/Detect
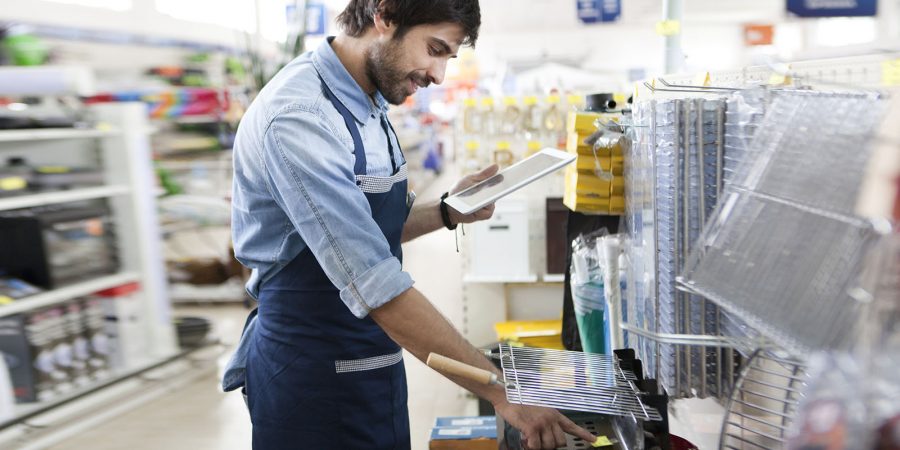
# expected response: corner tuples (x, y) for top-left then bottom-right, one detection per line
(401, 200), (446, 242)
(369, 287), (508, 406)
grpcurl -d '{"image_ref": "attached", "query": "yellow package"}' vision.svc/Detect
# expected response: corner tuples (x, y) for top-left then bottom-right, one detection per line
(566, 111), (603, 134)
(566, 166), (611, 192)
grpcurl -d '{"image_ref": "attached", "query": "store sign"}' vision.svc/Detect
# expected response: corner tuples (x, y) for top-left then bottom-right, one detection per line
(286, 2), (327, 36)
(744, 24), (774, 46)
(577, 0), (621, 24)
(787, 0), (877, 17)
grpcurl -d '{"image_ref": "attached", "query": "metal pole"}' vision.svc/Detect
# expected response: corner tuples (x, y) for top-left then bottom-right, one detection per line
(662, 0), (684, 74)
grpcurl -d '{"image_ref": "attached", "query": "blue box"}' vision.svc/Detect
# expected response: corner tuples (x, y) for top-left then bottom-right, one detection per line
(434, 416), (497, 428)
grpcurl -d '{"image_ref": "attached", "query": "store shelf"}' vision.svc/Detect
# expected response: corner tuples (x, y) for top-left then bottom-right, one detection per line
(0, 128), (119, 143)
(463, 274), (539, 284)
(0, 185), (131, 212)
(0, 272), (141, 318)
(542, 274), (566, 283)
(172, 115), (221, 125)
(0, 341), (214, 432)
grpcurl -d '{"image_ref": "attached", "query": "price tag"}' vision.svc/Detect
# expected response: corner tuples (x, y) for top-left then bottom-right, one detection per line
(656, 20), (681, 36)
(883, 59), (900, 86)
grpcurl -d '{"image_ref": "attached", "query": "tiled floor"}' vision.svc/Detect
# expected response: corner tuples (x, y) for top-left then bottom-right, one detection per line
(44, 171), (475, 450)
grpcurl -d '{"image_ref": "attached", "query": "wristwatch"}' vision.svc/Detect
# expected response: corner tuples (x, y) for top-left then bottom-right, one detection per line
(439, 192), (457, 230)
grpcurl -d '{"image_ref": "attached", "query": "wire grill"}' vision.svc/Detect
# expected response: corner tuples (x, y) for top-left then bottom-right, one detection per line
(497, 344), (663, 422)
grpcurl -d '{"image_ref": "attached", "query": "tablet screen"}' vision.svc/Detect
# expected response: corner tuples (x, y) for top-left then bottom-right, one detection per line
(455, 153), (565, 205)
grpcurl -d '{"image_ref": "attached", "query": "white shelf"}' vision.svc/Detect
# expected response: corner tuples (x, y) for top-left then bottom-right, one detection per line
(172, 115), (221, 125)
(0, 185), (131, 212)
(0, 128), (119, 143)
(463, 274), (539, 284)
(0, 272), (141, 318)
(542, 274), (566, 283)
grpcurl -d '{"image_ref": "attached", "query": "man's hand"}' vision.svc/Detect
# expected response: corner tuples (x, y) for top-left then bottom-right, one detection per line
(447, 164), (499, 225)
(495, 401), (597, 450)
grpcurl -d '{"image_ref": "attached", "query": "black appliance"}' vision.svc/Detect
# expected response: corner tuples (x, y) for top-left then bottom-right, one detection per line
(0, 204), (119, 288)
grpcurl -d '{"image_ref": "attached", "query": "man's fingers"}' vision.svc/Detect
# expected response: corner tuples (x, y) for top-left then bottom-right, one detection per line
(541, 427), (556, 449)
(560, 416), (597, 444)
(471, 164), (499, 181)
(553, 423), (567, 447)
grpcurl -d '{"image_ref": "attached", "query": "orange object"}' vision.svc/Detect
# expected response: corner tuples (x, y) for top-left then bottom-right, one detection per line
(744, 24), (774, 46)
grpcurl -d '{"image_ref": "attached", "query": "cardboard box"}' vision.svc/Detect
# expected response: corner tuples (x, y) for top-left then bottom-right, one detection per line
(429, 424), (497, 450)
(435, 416), (496, 428)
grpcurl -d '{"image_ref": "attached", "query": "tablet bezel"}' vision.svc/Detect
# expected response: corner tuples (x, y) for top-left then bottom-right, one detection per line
(444, 148), (575, 215)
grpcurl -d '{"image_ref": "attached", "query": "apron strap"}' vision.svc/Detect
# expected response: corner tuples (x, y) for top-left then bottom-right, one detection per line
(321, 80), (367, 176)
(379, 115), (399, 174)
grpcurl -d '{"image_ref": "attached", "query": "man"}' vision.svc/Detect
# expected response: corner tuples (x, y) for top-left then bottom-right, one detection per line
(225, 1), (597, 448)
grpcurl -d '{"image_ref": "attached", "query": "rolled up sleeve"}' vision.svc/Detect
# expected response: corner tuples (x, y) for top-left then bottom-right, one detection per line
(262, 106), (413, 318)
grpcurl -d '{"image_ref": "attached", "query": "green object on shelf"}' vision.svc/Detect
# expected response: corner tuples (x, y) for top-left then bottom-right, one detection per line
(156, 166), (184, 196)
(2, 33), (49, 66)
(572, 281), (612, 355)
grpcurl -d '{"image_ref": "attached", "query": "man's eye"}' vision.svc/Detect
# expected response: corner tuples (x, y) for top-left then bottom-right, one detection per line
(428, 46), (439, 56)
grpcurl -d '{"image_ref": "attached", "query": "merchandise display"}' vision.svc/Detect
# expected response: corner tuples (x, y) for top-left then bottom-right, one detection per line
(0, 203), (119, 289)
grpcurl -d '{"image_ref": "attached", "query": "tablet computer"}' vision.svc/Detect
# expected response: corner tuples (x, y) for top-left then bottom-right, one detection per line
(444, 148), (576, 215)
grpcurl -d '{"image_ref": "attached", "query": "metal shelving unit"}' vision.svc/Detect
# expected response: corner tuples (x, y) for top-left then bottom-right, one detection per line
(0, 272), (141, 318)
(0, 185), (130, 212)
(0, 102), (178, 434)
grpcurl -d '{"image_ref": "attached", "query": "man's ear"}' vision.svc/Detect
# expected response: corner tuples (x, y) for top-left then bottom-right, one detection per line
(372, 12), (395, 38)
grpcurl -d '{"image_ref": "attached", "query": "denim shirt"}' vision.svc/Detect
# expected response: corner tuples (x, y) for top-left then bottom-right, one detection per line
(231, 37), (414, 319)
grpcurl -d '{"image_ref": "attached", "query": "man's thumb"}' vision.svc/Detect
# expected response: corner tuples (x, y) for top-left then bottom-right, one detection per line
(473, 164), (499, 180)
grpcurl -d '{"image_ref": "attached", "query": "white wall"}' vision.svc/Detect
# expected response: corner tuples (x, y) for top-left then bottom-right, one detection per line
(1, 0), (249, 49)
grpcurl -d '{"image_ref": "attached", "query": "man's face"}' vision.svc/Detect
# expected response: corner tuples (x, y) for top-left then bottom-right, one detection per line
(365, 22), (465, 105)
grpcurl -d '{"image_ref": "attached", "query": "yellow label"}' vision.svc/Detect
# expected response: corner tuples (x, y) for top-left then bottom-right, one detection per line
(592, 435), (614, 447)
(463, 98), (477, 107)
(527, 141), (542, 151)
(767, 73), (791, 86)
(464, 140), (480, 150)
(883, 59), (900, 86)
(0, 296), (12, 305)
(656, 20), (681, 36)
(37, 166), (69, 174)
(546, 95), (561, 104)
(523, 96), (538, 106)
(693, 72), (711, 87)
(480, 97), (495, 107)
(0, 176), (27, 191)
(566, 94), (583, 105)
(496, 141), (511, 150)
(502, 96), (517, 106)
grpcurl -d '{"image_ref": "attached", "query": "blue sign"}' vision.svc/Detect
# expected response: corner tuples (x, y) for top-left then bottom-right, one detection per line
(578, 0), (621, 24)
(305, 3), (326, 36)
(286, 2), (327, 36)
(787, 0), (877, 17)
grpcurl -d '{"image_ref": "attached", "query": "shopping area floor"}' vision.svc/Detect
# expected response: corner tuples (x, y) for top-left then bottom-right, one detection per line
(46, 170), (476, 450)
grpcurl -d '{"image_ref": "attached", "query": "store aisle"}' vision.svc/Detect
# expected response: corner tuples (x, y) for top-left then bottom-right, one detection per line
(45, 169), (475, 450)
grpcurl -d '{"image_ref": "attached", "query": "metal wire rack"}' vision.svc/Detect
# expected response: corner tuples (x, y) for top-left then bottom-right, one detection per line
(719, 350), (809, 450)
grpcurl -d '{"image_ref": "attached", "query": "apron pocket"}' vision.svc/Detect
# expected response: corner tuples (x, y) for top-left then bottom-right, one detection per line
(335, 363), (408, 450)
(247, 340), (339, 431)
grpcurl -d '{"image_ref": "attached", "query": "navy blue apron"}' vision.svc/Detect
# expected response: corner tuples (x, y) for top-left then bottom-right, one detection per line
(245, 80), (412, 449)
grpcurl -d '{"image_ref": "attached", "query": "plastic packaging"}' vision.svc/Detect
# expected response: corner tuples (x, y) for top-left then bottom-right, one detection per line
(570, 229), (612, 355)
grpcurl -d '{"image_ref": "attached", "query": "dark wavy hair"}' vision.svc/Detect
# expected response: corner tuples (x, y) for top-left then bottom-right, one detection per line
(336, 0), (480, 46)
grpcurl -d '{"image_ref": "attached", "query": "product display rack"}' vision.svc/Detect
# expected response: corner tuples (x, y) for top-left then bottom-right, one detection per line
(0, 103), (178, 433)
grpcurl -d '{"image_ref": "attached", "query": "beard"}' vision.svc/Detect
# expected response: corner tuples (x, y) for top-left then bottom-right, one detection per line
(365, 39), (428, 105)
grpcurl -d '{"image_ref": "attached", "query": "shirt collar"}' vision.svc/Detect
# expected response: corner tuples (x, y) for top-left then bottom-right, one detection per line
(312, 37), (389, 122)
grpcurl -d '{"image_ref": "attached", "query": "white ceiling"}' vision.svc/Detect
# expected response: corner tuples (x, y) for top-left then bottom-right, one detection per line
(478, 0), (788, 33)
